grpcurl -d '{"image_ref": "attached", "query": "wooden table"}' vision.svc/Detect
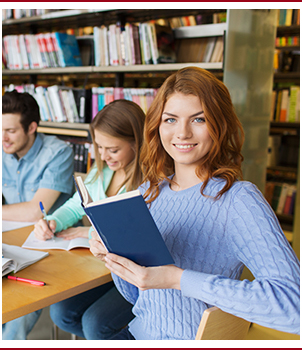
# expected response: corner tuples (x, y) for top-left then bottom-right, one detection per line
(2, 225), (112, 324)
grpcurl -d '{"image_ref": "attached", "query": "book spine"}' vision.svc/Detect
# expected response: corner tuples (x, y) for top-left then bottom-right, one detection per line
(51, 32), (64, 67)
(279, 89), (289, 122)
(93, 26), (100, 67)
(276, 183), (289, 214)
(91, 87), (99, 119)
(47, 85), (66, 122)
(18, 34), (30, 69)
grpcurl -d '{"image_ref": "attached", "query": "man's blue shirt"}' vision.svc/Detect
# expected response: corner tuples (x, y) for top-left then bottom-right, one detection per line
(2, 133), (74, 214)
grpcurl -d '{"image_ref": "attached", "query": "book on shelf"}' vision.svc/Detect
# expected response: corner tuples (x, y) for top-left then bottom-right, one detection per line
(275, 36), (300, 47)
(154, 24), (176, 63)
(21, 231), (90, 251)
(279, 89), (289, 122)
(277, 9), (300, 26)
(287, 86), (300, 122)
(92, 20), (177, 67)
(271, 183), (283, 211)
(276, 183), (290, 214)
(63, 138), (93, 173)
(271, 86), (300, 123)
(275, 49), (300, 73)
(265, 181), (297, 216)
(202, 37), (217, 63)
(2, 9), (58, 20)
(283, 185), (297, 215)
(91, 87), (157, 115)
(3, 32), (83, 70)
(53, 32), (83, 67)
(74, 176), (175, 267)
(210, 36), (224, 62)
(2, 243), (49, 277)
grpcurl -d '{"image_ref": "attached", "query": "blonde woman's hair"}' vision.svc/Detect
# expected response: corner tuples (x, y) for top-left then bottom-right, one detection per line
(90, 99), (146, 191)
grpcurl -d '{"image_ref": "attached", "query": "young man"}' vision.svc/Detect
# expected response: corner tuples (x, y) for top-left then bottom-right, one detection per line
(2, 90), (74, 340)
(2, 90), (74, 221)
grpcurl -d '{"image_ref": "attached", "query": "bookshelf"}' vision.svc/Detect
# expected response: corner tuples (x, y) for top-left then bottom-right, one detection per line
(265, 9), (300, 256)
(3, 9), (278, 188)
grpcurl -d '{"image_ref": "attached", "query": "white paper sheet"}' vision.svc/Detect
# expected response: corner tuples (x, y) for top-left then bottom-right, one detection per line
(2, 220), (36, 232)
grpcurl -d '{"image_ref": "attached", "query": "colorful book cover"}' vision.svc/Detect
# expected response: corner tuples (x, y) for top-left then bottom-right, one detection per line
(54, 32), (83, 67)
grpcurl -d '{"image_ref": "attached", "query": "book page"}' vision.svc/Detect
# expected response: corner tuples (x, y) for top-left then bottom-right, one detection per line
(74, 176), (93, 206)
(2, 243), (49, 273)
(2, 257), (15, 277)
(22, 231), (90, 251)
(86, 189), (141, 207)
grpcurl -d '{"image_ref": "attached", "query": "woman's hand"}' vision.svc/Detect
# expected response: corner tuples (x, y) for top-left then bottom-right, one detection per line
(105, 253), (184, 291)
(56, 226), (90, 240)
(34, 219), (56, 240)
(89, 230), (108, 261)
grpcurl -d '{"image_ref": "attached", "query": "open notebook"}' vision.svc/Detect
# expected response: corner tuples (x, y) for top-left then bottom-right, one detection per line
(2, 243), (49, 277)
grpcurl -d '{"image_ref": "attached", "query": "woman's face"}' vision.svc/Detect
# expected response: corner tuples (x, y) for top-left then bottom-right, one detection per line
(94, 129), (135, 173)
(159, 92), (213, 173)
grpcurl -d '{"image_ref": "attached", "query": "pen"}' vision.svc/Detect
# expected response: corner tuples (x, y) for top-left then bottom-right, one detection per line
(7, 275), (46, 286)
(39, 201), (49, 228)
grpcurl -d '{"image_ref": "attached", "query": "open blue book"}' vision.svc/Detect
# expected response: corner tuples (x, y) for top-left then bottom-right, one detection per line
(74, 176), (174, 267)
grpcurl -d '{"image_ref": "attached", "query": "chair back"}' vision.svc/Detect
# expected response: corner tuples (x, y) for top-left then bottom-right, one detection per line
(195, 306), (251, 340)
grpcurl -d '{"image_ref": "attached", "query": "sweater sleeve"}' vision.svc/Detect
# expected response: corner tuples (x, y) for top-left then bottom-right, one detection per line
(180, 183), (300, 334)
(112, 273), (139, 306)
(46, 190), (86, 232)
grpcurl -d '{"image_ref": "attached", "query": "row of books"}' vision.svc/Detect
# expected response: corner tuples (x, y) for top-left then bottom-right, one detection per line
(275, 36), (300, 47)
(3, 32), (82, 70)
(5, 84), (91, 123)
(265, 181), (297, 216)
(277, 9), (300, 26)
(270, 86), (300, 123)
(91, 87), (157, 115)
(176, 36), (224, 64)
(273, 49), (300, 73)
(65, 139), (94, 174)
(5, 84), (158, 123)
(93, 22), (176, 67)
(65, 12), (227, 37)
(168, 12), (226, 29)
(2, 9), (56, 20)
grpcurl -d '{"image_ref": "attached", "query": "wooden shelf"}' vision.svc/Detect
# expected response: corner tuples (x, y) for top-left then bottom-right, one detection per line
(277, 24), (300, 36)
(270, 122), (300, 135)
(174, 22), (227, 39)
(275, 46), (300, 51)
(2, 62), (224, 76)
(274, 72), (300, 83)
(2, 9), (226, 36)
(37, 121), (90, 138)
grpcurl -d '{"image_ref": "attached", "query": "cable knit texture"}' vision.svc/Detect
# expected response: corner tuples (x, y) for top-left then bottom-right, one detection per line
(112, 178), (300, 340)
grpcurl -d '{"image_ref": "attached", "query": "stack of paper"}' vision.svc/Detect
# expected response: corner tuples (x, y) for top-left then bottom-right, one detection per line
(2, 243), (49, 277)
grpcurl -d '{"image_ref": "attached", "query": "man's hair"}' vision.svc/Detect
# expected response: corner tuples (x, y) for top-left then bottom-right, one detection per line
(2, 90), (41, 133)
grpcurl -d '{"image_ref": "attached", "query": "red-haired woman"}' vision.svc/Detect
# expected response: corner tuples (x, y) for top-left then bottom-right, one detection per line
(90, 67), (300, 340)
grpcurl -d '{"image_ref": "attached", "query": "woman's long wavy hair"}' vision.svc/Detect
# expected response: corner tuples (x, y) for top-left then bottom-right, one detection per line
(90, 99), (145, 192)
(140, 66), (244, 203)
